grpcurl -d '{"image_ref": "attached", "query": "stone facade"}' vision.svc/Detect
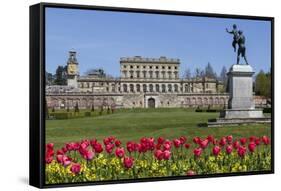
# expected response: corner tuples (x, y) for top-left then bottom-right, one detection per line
(46, 52), (229, 109)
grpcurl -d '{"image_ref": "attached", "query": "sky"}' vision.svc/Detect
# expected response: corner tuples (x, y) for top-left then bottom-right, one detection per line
(45, 7), (272, 77)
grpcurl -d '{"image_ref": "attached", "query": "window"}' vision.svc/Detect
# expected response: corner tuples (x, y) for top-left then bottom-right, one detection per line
(136, 71), (140, 78)
(130, 71), (133, 79)
(123, 84), (127, 92)
(156, 66), (159, 69)
(174, 84), (178, 92)
(161, 71), (165, 78)
(143, 71), (147, 78)
(162, 66), (165, 69)
(162, 84), (166, 92)
(174, 71), (178, 78)
(123, 65), (127, 68)
(130, 84), (134, 92)
(149, 84), (153, 92)
(168, 71), (172, 79)
(136, 84), (140, 92)
(143, 84), (147, 92)
(150, 66), (152, 69)
(130, 65), (133, 69)
(175, 66), (177, 69)
(137, 65), (139, 69)
(149, 71), (153, 78)
(168, 84), (172, 92)
(156, 84), (160, 92)
(168, 66), (171, 69)
(143, 66), (146, 69)
(155, 71), (159, 79)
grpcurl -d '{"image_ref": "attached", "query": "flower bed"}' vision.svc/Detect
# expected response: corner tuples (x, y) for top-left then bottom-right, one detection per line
(45, 135), (271, 184)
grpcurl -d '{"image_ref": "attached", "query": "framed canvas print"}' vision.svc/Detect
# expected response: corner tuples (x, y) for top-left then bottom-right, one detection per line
(29, 2), (274, 188)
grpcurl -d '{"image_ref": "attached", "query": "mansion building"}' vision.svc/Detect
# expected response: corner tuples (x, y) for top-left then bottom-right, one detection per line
(46, 51), (229, 109)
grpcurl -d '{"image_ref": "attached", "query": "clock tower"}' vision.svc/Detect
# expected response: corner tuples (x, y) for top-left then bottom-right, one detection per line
(67, 51), (79, 88)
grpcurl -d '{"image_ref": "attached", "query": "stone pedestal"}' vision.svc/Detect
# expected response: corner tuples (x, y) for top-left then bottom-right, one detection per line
(207, 64), (269, 127)
(221, 64), (264, 118)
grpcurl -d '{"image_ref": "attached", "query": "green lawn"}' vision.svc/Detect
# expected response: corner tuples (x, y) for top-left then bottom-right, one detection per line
(46, 108), (271, 149)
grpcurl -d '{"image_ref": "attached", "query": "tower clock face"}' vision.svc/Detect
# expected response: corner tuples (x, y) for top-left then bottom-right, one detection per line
(68, 64), (76, 75)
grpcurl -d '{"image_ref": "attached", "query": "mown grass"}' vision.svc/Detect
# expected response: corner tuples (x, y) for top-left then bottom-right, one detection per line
(46, 108), (271, 149)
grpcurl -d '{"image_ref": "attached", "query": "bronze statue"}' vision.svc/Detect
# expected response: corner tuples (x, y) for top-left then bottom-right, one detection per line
(226, 25), (249, 65)
(236, 30), (248, 65)
(226, 24), (238, 52)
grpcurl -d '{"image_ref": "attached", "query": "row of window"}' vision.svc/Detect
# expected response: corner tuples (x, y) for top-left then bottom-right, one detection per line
(122, 84), (192, 93)
(123, 65), (177, 70)
(123, 71), (178, 79)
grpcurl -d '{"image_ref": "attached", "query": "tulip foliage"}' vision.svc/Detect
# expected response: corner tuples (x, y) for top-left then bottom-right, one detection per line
(45, 135), (271, 184)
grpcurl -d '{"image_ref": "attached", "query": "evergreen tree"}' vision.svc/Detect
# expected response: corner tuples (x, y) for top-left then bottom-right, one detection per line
(54, 65), (67, 85)
(205, 62), (217, 79)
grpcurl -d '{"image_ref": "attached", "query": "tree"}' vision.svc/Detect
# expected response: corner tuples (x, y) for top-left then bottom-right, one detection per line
(194, 67), (203, 78)
(255, 70), (271, 98)
(219, 66), (227, 81)
(183, 68), (192, 79)
(54, 65), (67, 85)
(219, 66), (228, 91)
(205, 62), (217, 79)
(45, 71), (54, 86)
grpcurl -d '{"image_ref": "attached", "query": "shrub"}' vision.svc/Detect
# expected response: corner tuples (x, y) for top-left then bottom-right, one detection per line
(84, 112), (91, 117)
(51, 112), (72, 120)
(263, 107), (271, 113)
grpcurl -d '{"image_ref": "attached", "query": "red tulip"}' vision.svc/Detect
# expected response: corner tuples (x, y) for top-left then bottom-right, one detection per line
(219, 137), (227, 146)
(154, 149), (163, 160)
(186, 170), (196, 175)
(82, 150), (94, 160)
(255, 138), (261, 146)
(156, 143), (162, 150)
(163, 150), (171, 160)
(249, 136), (256, 142)
(57, 154), (71, 166)
(126, 141), (135, 153)
(157, 137), (165, 144)
(93, 142), (103, 153)
(237, 146), (247, 157)
(163, 140), (172, 151)
(179, 136), (187, 144)
(199, 139), (209, 149)
(105, 143), (114, 154)
(212, 146), (221, 156)
(184, 143), (190, 149)
(248, 142), (256, 153)
(207, 135), (214, 142)
(123, 157), (134, 169)
(115, 147), (125, 158)
(226, 145), (233, 155)
(70, 163), (81, 175)
(226, 135), (233, 143)
(115, 139), (122, 147)
(173, 139), (181, 148)
(240, 138), (247, 145)
(46, 143), (54, 150)
(262, 136), (270, 145)
(193, 147), (203, 157)
(233, 140), (240, 149)
(45, 156), (53, 164)
(193, 137), (201, 144)
(62, 147), (68, 153)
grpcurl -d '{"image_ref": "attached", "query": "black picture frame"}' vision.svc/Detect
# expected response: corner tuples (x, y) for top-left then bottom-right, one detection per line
(30, 2), (274, 188)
